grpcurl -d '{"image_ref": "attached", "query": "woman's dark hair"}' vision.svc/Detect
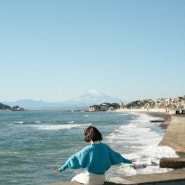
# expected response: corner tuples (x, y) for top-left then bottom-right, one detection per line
(84, 126), (103, 142)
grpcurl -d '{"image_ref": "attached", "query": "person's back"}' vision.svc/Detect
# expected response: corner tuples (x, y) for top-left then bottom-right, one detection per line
(52, 126), (136, 185)
(87, 142), (110, 174)
(83, 142), (132, 175)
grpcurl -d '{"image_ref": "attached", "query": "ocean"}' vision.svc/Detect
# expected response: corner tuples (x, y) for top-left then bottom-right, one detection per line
(0, 110), (178, 185)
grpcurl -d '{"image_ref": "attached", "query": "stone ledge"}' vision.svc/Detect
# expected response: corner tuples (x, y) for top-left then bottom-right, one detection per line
(159, 115), (185, 153)
(123, 168), (185, 184)
(160, 157), (185, 169)
(44, 169), (185, 185)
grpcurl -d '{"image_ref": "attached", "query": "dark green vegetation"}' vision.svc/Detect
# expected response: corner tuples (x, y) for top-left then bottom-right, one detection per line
(0, 103), (24, 111)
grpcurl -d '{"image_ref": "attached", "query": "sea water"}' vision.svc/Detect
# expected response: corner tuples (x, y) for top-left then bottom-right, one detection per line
(0, 111), (178, 185)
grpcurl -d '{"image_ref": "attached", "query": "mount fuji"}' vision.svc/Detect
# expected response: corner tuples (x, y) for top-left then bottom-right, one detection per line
(64, 90), (122, 106)
(4, 90), (124, 110)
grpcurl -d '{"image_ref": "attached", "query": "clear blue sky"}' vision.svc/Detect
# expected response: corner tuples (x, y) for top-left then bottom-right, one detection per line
(0, 0), (185, 102)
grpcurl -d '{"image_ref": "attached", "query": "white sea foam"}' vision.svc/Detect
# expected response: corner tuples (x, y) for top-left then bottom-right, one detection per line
(30, 123), (91, 131)
(32, 124), (80, 130)
(106, 113), (178, 177)
(12, 121), (24, 125)
(69, 121), (74, 123)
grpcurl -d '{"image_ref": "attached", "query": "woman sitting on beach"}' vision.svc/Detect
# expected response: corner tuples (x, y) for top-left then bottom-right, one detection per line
(52, 126), (136, 185)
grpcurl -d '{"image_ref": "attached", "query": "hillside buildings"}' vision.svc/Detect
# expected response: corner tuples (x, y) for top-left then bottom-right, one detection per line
(125, 96), (185, 114)
(89, 96), (185, 113)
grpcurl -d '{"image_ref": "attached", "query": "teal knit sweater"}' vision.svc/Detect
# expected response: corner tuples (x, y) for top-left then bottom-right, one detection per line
(58, 142), (132, 174)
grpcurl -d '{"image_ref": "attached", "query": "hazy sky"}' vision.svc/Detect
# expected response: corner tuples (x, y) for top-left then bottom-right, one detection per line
(0, 0), (185, 102)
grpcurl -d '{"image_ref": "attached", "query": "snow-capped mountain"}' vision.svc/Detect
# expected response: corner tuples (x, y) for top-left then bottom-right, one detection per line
(69, 90), (121, 105)
(4, 90), (123, 110)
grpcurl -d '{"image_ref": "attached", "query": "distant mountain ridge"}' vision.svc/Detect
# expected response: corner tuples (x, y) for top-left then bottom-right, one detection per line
(3, 90), (125, 110)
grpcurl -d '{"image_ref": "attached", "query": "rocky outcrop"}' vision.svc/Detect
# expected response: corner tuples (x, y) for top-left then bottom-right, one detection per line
(0, 103), (24, 111)
(11, 106), (25, 111)
(159, 115), (185, 153)
(0, 103), (11, 110)
(89, 103), (121, 112)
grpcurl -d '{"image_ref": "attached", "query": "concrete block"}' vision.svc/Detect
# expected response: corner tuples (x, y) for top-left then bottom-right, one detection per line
(160, 157), (185, 169)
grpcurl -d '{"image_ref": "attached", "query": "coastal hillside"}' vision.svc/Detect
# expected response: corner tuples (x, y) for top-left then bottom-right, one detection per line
(89, 102), (125, 111)
(126, 96), (185, 112)
(89, 95), (185, 113)
(0, 102), (24, 111)
(0, 103), (11, 110)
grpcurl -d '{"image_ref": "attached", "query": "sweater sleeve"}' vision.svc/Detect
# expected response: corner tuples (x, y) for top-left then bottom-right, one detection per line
(108, 146), (132, 165)
(58, 147), (89, 172)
